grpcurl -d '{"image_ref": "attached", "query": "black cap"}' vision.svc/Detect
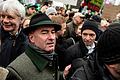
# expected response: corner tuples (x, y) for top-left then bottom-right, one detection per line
(81, 20), (100, 40)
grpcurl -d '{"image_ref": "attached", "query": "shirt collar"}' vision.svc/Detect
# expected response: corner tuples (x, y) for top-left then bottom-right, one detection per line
(86, 43), (95, 54)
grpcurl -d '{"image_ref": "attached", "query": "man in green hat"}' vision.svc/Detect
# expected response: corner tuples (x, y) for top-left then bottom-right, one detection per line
(26, 3), (38, 18)
(6, 12), (63, 80)
(23, 4), (38, 28)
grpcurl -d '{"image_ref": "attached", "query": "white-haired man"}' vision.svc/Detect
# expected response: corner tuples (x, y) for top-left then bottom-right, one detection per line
(0, 0), (27, 67)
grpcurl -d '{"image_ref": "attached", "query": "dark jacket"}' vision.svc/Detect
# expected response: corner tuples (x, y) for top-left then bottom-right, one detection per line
(64, 38), (86, 67)
(69, 53), (116, 80)
(0, 28), (27, 67)
(55, 37), (76, 71)
(65, 21), (80, 42)
(64, 37), (97, 70)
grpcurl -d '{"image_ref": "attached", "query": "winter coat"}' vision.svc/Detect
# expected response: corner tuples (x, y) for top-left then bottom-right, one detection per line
(65, 21), (79, 42)
(6, 53), (56, 80)
(69, 53), (116, 80)
(6, 45), (64, 80)
(64, 37), (97, 69)
(64, 38), (86, 67)
(0, 28), (27, 67)
(55, 37), (76, 71)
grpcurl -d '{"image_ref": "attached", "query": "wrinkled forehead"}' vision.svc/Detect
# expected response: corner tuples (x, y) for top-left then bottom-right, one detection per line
(82, 29), (96, 34)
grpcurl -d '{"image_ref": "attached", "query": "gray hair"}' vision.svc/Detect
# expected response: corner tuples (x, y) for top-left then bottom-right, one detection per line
(0, 0), (25, 19)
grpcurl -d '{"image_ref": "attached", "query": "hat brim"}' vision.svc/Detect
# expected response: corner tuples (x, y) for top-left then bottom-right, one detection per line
(23, 20), (61, 35)
(27, 5), (38, 8)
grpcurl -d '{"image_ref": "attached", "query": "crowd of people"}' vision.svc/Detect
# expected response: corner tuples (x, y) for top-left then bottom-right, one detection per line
(0, 0), (120, 80)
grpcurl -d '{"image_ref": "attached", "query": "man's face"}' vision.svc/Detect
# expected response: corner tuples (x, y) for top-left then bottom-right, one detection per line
(75, 24), (83, 37)
(1, 12), (21, 32)
(106, 63), (120, 80)
(81, 29), (96, 46)
(48, 12), (57, 19)
(27, 7), (36, 15)
(29, 26), (56, 53)
(73, 16), (83, 25)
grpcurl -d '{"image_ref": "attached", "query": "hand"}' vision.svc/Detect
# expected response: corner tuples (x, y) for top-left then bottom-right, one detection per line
(63, 64), (71, 77)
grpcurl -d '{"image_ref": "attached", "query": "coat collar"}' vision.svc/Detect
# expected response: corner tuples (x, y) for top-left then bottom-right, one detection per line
(25, 44), (49, 72)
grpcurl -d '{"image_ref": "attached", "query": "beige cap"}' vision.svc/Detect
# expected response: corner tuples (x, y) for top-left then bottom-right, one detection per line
(73, 12), (85, 18)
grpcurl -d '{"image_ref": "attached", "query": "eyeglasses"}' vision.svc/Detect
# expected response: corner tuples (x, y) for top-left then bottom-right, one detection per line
(30, 7), (36, 10)
(57, 13), (62, 15)
(49, 13), (57, 15)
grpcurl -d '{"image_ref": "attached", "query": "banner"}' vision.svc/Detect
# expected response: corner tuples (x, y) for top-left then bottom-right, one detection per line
(22, 0), (36, 5)
(82, 0), (104, 11)
(53, 0), (78, 6)
(90, 0), (104, 8)
(102, 4), (120, 20)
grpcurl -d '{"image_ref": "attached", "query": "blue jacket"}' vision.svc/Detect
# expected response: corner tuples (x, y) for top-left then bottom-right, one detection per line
(0, 27), (27, 67)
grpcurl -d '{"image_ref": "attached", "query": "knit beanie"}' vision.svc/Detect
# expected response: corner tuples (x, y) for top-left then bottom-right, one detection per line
(81, 20), (100, 40)
(45, 7), (57, 16)
(97, 23), (120, 64)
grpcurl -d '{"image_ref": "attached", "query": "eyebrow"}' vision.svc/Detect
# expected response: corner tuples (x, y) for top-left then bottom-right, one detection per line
(41, 29), (55, 32)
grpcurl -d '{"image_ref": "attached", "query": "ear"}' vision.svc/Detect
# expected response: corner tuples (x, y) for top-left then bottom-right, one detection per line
(28, 33), (35, 43)
(107, 64), (116, 68)
(106, 64), (117, 71)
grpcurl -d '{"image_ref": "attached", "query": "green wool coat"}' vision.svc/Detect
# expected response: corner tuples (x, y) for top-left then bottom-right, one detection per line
(6, 53), (63, 80)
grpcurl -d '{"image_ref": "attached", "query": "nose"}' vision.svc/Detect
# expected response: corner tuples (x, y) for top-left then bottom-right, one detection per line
(48, 33), (55, 40)
(85, 35), (91, 40)
(33, 10), (36, 13)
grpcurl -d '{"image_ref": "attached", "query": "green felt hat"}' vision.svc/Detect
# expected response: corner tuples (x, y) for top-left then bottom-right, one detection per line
(23, 12), (61, 35)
